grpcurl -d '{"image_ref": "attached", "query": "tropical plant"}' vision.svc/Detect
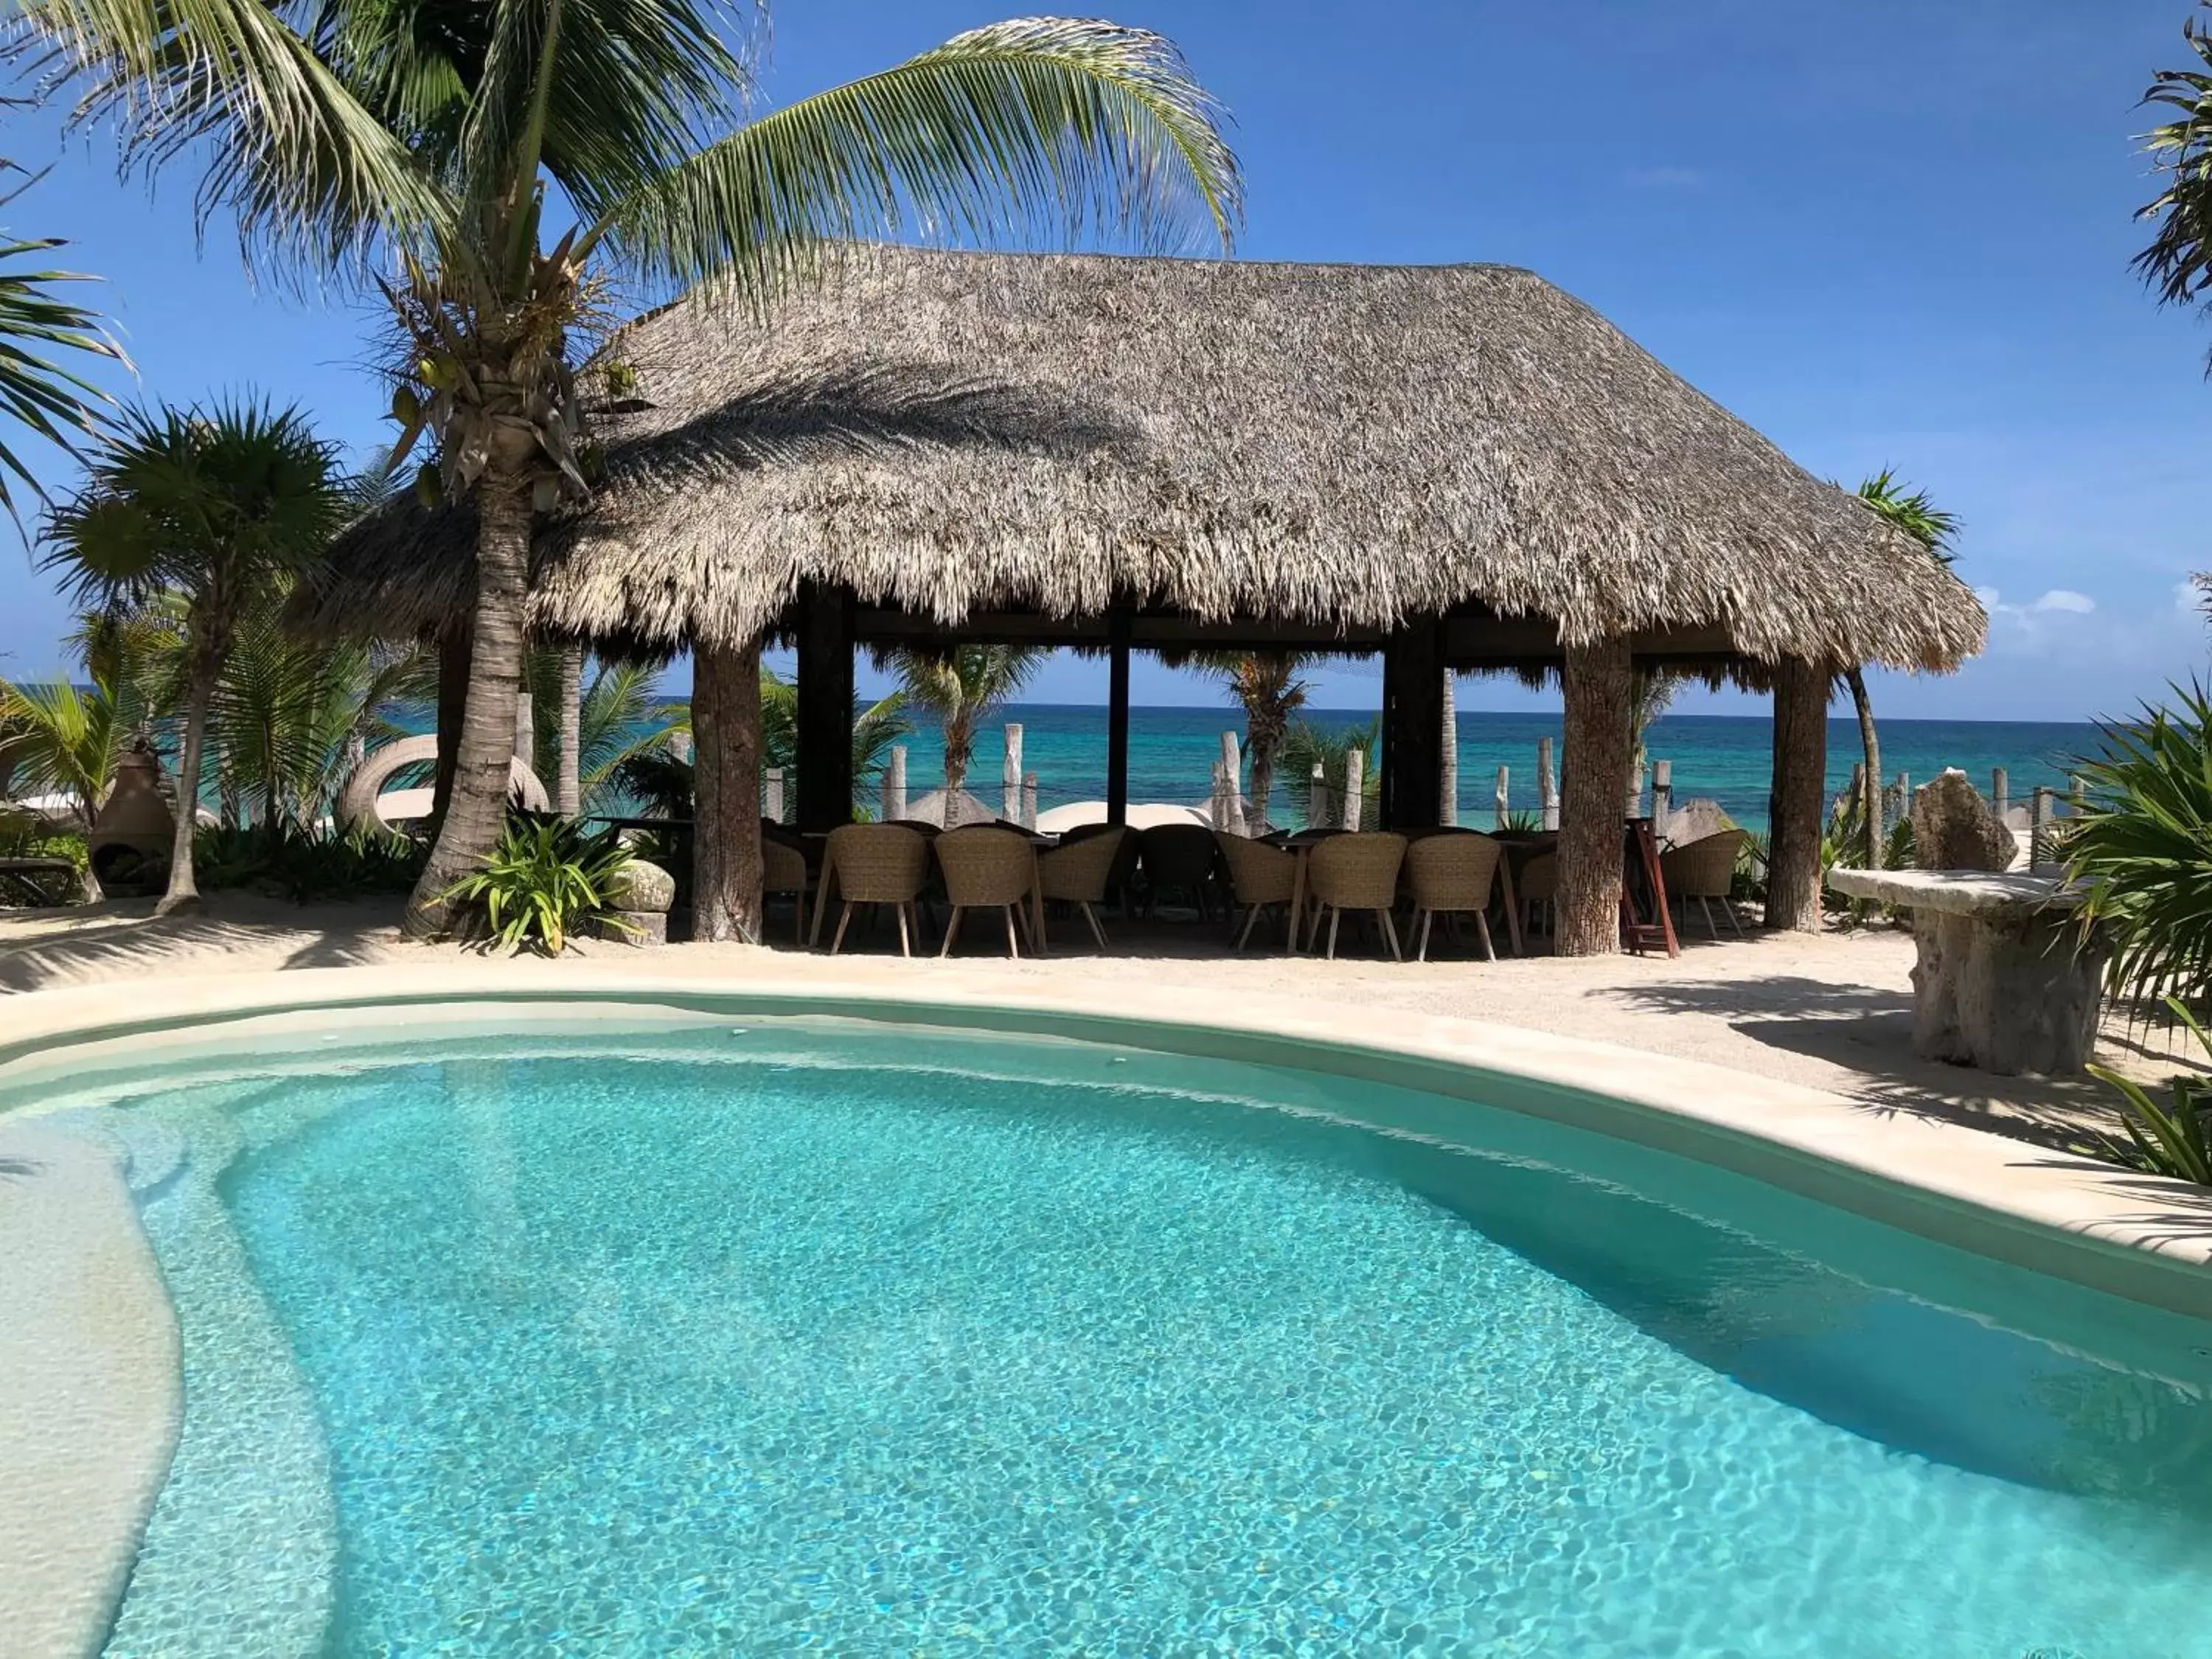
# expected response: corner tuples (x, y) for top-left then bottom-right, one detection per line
(2066, 683), (2212, 1010)
(1195, 651), (1309, 830)
(1837, 470), (1960, 872)
(1630, 669), (1679, 777)
(194, 819), (427, 902)
(441, 815), (635, 954)
(0, 164), (122, 519)
(15, 0), (1242, 936)
(524, 651), (686, 813)
(1279, 717), (1380, 830)
(892, 646), (1043, 801)
(2087, 998), (2212, 1186)
(0, 605), (170, 826)
(759, 667), (910, 807)
(39, 399), (347, 911)
(2137, 4), (2212, 355)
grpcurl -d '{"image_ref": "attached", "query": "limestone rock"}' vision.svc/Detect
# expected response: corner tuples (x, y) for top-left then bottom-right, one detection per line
(1909, 769), (2015, 872)
(605, 859), (675, 914)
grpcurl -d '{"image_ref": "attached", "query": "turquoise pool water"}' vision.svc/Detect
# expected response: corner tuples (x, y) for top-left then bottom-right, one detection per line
(88, 1017), (2212, 1656)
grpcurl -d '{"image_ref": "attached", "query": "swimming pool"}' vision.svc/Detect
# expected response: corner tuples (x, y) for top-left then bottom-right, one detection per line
(34, 1009), (2212, 1656)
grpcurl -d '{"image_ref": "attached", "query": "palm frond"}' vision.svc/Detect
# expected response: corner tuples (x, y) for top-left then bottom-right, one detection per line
(1855, 470), (1960, 564)
(0, 192), (124, 519)
(598, 17), (1240, 293)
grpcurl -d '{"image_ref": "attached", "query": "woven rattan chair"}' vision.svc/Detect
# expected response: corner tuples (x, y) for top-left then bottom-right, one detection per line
(1660, 828), (1750, 939)
(1137, 823), (1223, 920)
(1216, 831), (1301, 950)
(813, 823), (930, 956)
(1036, 825), (1125, 951)
(1304, 831), (1408, 961)
(935, 825), (1040, 958)
(762, 836), (810, 946)
(1517, 851), (1558, 940)
(1405, 831), (1503, 962)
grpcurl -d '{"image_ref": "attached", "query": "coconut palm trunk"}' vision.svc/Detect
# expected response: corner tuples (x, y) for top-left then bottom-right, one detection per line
(160, 630), (216, 914)
(1846, 664), (1882, 869)
(691, 636), (762, 942)
(411, 467), (532, 934)
(1557, 638), (1633, 956)
(556, 644), (582, 815)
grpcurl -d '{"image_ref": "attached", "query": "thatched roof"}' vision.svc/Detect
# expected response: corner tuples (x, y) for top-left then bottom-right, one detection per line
(307, 246), (1983, 669)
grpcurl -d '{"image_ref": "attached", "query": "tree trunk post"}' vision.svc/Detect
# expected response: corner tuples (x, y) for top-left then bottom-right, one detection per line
(408, 481), (532, 937)
(1557, 637), (1634, 956)
(1538, 737), (1559, 831)
(1309, 762), (1327, 830)
(1494, 765), (1509, 831)
(1846, 664), (1882, 870)
(1219, 729), (1244, 834)
(555, 644), (582, 816)
(1003, 723), (1023, 824)
(692, 636), (763, 943)
(1342, 745), (1365, 832)
(1105, 603), (1132, 828)
(1764, 655), (1830, 932)
(1439, 670), (1458, 826)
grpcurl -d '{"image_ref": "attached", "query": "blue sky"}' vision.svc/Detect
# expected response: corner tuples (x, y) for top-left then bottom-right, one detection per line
(3, 0), (2208, 720)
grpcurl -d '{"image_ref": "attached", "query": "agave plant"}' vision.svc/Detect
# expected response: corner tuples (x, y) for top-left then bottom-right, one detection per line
(2087, 999), (2212, 1186)
(441, 817), (635, 955)
(2066, 684), (2212, 1009)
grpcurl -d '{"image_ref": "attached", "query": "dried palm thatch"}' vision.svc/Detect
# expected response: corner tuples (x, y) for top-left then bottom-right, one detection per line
(302, 246), (1983, 670)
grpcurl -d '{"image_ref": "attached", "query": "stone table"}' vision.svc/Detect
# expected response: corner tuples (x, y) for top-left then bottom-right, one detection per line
(1825, 867), (2105, 1077)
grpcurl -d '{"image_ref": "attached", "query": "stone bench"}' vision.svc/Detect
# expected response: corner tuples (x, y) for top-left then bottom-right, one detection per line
(1825, 867), (2106, 1077)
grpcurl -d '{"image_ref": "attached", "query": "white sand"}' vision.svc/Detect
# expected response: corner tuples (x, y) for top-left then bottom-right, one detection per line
(0, 892), (2171, 1147)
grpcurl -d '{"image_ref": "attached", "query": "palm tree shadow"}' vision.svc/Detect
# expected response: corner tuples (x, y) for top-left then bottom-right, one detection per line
(1601, 973), (2121, 1152)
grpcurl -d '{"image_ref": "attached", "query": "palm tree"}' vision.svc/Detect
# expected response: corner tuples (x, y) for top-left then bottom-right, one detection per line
(1195, 652), (1309, 831)
(759, 667), (910, 809)
(892, 646), (1043, 810)
(2138, 7), (2212, 345)
(0, 164), (122, 520)
(1847, 470), (1960, 869)
(1279, 717), (1380, 831)
(39, 400), (347, 911)
(0, 605), (171, 843)
(21, 0), (1241, 939)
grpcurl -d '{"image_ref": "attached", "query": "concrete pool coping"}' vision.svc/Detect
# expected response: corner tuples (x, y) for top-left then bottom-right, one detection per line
(7, 956), (2212, 1655)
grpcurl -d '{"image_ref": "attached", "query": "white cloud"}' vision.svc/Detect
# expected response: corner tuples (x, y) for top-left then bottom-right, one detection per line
(2030, 589), (2096, 614)
(1973, 585), (2002, 611)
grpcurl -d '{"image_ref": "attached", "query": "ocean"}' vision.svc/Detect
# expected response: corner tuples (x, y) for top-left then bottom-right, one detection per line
(874, 706), (2098, 832)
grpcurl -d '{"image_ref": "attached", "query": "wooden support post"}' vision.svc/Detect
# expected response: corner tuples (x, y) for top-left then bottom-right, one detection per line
(1022, 773), (1037, 830)
(1494, 765), (1509, 831)
(1537, 737), (1559, 831)
(1381, 617), (1444, 828)
(1220, 730), (1245, 835)
(1440, 670), (1458, 827)
(1343, 745), (1366, 832)
(1003, 723), (1023, 824)
(1652, 759), (1672, 841)
(2031, 787), (2053, 872)
(1557, 637), (1634, 956)
(794, 581), (855, 832)
(883, 745), (907, 823)
(1106, 605), (1132, 828)
(1309, 762), (1328, 830)
(667, 731), (692, 765)
(691, 636), (762, 943)
(1764, 656), (1829, 932)
(1992, 768), (2008, 824)
(763, 767), (785, 824)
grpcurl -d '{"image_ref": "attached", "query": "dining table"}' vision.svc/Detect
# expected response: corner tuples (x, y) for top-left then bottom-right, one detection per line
(808, 820), (1054, 953)
(1266, 827), (1525, 958)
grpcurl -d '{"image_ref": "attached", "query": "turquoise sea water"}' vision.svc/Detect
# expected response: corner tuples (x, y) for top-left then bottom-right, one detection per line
(872, 706), (2093, 832)
(102, 1019), (2212, 1657)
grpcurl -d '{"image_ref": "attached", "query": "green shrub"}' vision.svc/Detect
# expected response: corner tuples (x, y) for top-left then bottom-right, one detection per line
(193, 822), (426, 903)
(441, 817), (634, 955)
(2087, 998), (2212, 1186)
(2066, 682), (2212, 1008)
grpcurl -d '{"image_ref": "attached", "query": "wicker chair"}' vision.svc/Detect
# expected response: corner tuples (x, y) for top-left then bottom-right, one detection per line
(762, 836), (810, 946)
(935, 825), (1040, 958)
(1304, 831), (1408, 961)
(1660, 828), (1750, 939)
(1216, 831), (1301, 950)
(1405, 832), (1503, 962)
(1137, 823), (1224, 920)
(1517, 851), (1558, 940)
(1036, 826), (1125, 951)
(813, 823), (931, 956)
